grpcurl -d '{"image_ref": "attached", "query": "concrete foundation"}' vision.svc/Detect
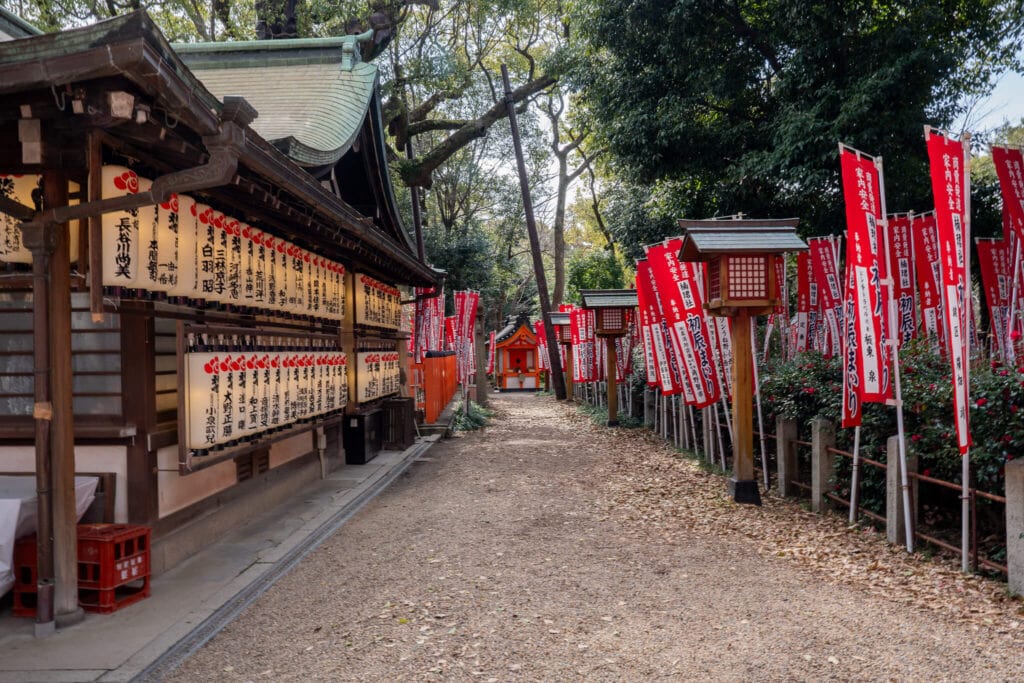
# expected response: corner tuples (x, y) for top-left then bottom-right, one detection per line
(886, 436), (918, 547)
(1005, 460), (1024, 594)
(810, 417), (835, 513)
(775, 417), (798, 498)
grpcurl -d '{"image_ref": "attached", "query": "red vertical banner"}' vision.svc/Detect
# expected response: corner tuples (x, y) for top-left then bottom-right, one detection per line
(839, 147), (892, 428)
(773, 257), (787, 316)
(886, 214), (918, 347)
(533, 321), (548, 372)
(634, 264), (659, 388)
(911, 212), (944, 346)
(976, 239), (1012, 360)
(993, 146), (1024, 240)
(926, 128), (971, 454)
(569, 307), (584, 382)
(795, 251), (811, 353)
(645, 241), (721, 408)
(809, 237), (842, 358)
(635, 259), (684, 395)
(487, 330), (496, 374)
(444, 315), (456, 352)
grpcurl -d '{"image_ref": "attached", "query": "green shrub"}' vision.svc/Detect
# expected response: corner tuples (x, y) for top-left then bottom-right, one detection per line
(451, 400), (493, 431)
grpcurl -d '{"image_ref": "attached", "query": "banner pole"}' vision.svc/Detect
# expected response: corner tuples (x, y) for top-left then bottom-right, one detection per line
(963, 133), (974, 572)
(878, 155), (914, 552)
(848, 426), (862, 524)
(752, 317), (770, 490)
(1008, 243), (1021, 364)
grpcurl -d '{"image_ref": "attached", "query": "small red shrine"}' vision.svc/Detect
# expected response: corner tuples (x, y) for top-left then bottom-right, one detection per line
(492, 314), (541, 391)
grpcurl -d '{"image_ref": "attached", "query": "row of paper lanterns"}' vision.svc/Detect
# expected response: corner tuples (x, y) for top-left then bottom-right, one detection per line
(101, 165), (347, 320)
(184, 344), (349, 453)
(354, 350), (402, 403)
(0, 174), (79, 262)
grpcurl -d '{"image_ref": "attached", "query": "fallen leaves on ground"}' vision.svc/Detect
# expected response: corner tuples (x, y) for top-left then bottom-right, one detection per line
(567, 403), (1024, 639)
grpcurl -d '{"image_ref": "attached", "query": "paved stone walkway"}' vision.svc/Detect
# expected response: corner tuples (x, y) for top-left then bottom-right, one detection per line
(165, 393), (1024, 681)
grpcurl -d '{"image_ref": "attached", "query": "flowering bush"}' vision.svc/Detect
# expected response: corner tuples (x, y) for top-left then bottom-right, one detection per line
(761, 339), (1023, 498)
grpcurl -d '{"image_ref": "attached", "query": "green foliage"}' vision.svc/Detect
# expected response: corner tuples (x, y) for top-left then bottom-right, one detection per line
(565, 249), (626, 302)
(577, 399), (642, 428)
(569, 0), (1022, 238)
(452, 399), (494, 431)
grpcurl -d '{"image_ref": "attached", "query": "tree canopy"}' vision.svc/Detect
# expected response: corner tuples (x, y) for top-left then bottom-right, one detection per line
(569, 0), (1023, 251)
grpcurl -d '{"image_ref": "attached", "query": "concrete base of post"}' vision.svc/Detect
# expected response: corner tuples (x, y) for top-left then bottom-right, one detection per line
(776, 417), (798, 498)
(811, 417), (835, 513)
(729, 478), (762, 506)
(886, 435), (917, 546)
(606, 419), (619, 428)
(1008, 460), (1024, 594)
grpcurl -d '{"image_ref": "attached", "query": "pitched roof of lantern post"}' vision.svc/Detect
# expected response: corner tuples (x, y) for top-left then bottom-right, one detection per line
(547, 311), (570, 327)
(676, 218), (806, 261)
(579, 289), (638, 310)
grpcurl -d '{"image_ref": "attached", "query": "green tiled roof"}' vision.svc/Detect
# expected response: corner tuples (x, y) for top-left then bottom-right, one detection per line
(178, 38), (377, 167)
(0, 7), (42, 40)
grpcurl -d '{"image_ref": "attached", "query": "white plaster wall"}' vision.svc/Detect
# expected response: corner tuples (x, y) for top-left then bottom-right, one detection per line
(0, 445), (128, 522)
(156, 445), (236, 518)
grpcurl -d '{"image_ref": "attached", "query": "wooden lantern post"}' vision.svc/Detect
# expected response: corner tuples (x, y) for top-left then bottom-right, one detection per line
(581, 290), (638, 427)
(676, 218), (807, 505)
(547, 311), (573, 400)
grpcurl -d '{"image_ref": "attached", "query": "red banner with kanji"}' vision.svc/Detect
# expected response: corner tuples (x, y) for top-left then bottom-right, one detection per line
(911, 212), (943, 346)
(645, 241), (721, 408)
(636, 259), (684, 395)
(795, 251), (811, 353)
(886, 214), (918, 347)
(926, 128), (971, 454)
(993, 146), (1024, 240)
(634, 264), (659, 388)
(839, 146), (892, 428)
(809, 237), (842, 358)
(976, 239), (1012, 360)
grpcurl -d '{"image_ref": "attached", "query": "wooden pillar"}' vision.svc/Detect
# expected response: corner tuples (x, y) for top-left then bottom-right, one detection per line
(605, 337), (618, 426)
(45, 170), (85, 626)
(122, 312), (158, 524)
(730, 310), (760, 504)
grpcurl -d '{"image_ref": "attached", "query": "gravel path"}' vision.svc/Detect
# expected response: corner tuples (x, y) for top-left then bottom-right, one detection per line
(166, 393), (1024, 681)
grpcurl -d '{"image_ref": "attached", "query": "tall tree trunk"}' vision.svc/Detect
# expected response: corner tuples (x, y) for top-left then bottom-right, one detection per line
(553, 152), (568, 305)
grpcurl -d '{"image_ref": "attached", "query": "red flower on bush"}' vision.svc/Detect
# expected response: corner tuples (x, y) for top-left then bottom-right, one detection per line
(803, 387), (816, 395)
(976, 397), (988, 407)
(911, 434), (922, 442)
(922, 468), (931, 477)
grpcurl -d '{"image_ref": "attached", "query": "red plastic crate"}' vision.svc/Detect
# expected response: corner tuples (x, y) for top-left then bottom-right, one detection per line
(76, 524), (150, 591)
(12, 524), (151, 616)
(11, 537), (39, 617)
